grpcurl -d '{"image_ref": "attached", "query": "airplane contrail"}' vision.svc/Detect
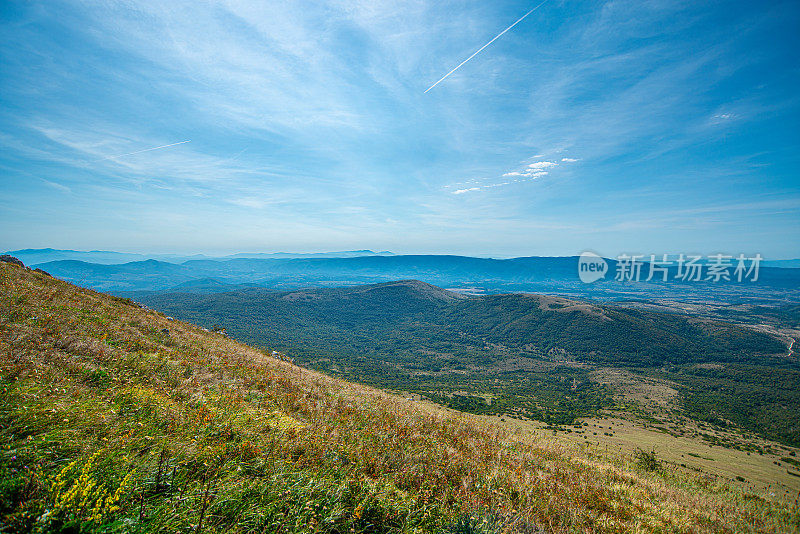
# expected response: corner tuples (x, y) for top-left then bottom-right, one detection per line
(424, 0), (551, 93)
(97, 140), (191, 161)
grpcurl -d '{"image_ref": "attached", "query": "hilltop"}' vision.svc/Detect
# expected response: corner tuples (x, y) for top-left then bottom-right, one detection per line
(1, 262), (799, 532)
(279, 280), (467, 304)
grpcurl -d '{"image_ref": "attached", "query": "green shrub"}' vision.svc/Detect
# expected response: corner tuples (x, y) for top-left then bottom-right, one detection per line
(634, 448), (660, 472)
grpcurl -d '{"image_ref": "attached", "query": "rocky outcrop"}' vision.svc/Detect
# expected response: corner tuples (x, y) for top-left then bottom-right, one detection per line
(0, 255), (25, 268)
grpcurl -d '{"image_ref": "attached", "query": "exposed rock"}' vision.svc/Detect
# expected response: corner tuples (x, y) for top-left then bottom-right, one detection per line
(0, 255), (25, 268)
(34, 268), (52, 277)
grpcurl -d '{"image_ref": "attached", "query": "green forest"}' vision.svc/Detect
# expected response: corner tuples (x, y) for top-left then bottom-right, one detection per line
(129, 281), (800, 445)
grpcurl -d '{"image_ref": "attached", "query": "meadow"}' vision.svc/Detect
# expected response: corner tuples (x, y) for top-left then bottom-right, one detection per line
(1, 262), (799, 532)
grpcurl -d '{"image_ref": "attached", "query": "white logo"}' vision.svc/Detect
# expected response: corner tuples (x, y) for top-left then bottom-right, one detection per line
(576, 252), (762, 284)
(578, 251), (608, 283)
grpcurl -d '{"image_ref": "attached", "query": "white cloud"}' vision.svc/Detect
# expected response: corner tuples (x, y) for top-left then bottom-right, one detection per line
(453, 187), (481, 194)
(527, 160), (558, 170)
(561, 157), (579, 162)
(451, 155), (573, 195)
(500, 161), (554, 179)
(502, 169), (548, 178)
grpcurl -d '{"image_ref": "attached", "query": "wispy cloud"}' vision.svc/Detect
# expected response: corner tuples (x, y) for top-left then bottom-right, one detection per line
(1, 0), (797, 256)
(424, 0), (552, 93)
(96, 140), (191, 162)
(228, 197), (268, 209)
(449, 156), (577, 194)
(41, 179), (71, 193)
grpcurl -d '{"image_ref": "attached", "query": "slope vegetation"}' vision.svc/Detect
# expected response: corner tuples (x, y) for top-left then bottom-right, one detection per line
(128, 282), (799, 445)
(1, 263), (798, 532)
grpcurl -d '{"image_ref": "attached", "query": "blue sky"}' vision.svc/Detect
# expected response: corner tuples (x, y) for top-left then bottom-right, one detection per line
(1, 0), (798, 258)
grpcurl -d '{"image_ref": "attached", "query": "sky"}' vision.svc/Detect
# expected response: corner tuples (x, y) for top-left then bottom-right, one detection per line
(1, 0), (798, 258)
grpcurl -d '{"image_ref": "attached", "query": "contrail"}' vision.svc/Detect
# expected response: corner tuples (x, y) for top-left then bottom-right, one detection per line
(424, 0), (551, 93)
(97, 140), (191, 161)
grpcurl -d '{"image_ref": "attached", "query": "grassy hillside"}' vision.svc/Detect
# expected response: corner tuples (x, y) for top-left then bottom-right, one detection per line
(1, 263), (799, 533)
(127, 282), (800, 445)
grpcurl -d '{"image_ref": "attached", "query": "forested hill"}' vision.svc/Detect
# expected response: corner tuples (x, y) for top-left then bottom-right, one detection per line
(131, 280), (786, 368)
(127, 280), (800, 446)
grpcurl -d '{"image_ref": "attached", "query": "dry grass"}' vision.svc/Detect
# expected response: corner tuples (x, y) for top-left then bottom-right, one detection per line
(1, 262), (798, 533)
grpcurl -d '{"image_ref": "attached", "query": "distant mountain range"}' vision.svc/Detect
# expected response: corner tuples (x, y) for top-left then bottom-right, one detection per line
(3, 248), (394, 265)
(5, 248), (799, 304)
(32, 255), (586, 291)
(8, 247), (798, 267)
(16, 251), (797, 304)
(763, 259), (800, 268)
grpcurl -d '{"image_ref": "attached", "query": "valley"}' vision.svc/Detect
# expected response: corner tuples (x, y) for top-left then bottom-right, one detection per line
(6, 259), (800, 532)
(490, 414), (800, 502)
(123, 279), (800, 470)
(5, 0), (799, 529)
(4, 254), (800, 532)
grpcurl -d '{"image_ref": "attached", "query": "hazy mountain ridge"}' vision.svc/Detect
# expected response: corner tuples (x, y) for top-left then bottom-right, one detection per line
(32, 255), (590, 291)
(32, 254), (800, 303)
(4, 247), (393, 266)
